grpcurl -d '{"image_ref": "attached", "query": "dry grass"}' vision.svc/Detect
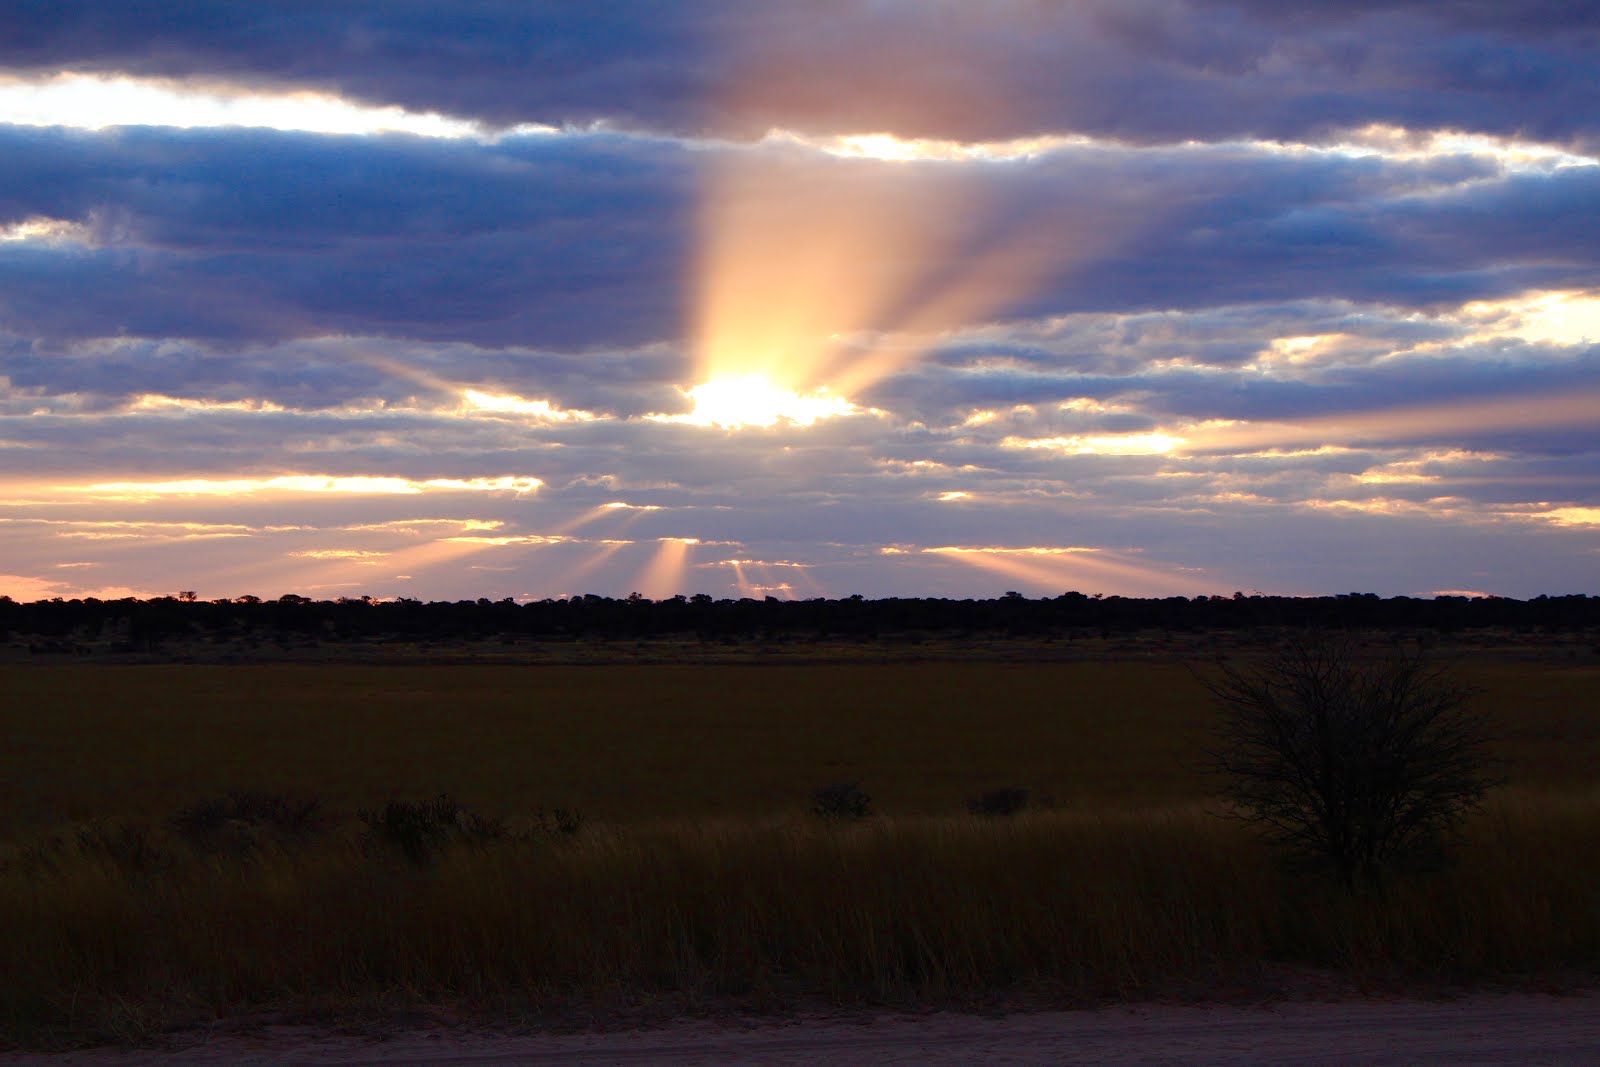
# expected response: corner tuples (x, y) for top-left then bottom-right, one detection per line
(4, 794), (1598, 1047)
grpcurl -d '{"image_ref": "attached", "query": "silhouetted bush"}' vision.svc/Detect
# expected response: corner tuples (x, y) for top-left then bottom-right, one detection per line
(531, 806), (583, 838)
(172, 791), (324, 854)
(810, 781), (871, 820)
(73, 820), (170, 875)
(358, 795), (505, 865)
(1204, 635), (1502, 888)
(968, 787), (1030, 817)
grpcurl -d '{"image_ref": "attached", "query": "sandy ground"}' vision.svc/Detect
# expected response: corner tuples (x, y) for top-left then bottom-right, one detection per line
(12, 993), (1599, 1066)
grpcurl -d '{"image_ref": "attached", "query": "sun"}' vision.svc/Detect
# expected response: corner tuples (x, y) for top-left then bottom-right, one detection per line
(662, 375), (859, 430)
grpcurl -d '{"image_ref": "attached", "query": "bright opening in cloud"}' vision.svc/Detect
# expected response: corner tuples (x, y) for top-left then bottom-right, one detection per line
(1462, 290), (1600, 345)
(460, 389), (597, 421)
(0, 215), (93, 245)
(654, 376), (859, 429)
(1329, 124), (1597, 171)
(768, 128), (1091, 163)
(0, 72), (553, 138)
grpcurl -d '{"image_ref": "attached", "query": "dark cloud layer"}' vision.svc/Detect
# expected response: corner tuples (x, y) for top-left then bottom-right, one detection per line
(5, 1), (1600, 144)
(0, 126), (697, 348)
(2, 125), (1595, 356)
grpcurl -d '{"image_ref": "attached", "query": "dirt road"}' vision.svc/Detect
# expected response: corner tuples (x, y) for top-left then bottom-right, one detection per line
(18, 993), (1599, 1065)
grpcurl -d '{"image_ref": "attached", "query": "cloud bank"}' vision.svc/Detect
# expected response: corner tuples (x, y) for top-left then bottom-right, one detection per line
(0, 2), (1595, 601)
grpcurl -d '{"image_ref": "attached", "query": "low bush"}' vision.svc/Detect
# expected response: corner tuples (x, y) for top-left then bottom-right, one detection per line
(531, 806), (583, 837)
(810, 781), (871, 820)
(358, 794), (505, 865)
(968, 787), (1030, 817)
(72, 821), (170, 876)
(171, 791), (325, 855)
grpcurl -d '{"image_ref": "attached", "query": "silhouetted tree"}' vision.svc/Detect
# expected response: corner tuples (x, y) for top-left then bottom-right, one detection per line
(1204, 636), (1501, 888)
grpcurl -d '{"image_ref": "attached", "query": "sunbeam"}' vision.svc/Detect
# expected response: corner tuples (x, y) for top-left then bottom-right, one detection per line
(923, 546), (1213, 598)
(636, 537), (698, 598)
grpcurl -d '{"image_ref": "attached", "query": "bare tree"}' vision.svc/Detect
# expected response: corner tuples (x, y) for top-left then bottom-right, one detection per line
(1203, 636), (1502, 888)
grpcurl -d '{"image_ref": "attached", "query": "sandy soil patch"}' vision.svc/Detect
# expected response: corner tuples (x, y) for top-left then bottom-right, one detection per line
(13, 992), (1599, 1066)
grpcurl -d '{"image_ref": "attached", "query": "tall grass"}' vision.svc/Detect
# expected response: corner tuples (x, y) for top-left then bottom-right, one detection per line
(5, 791), (1597, 1047)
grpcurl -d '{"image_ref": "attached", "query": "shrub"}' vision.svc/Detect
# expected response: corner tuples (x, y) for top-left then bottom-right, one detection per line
(171, 791), (324, 854)
(810, 781), (871, 820)
(358, 795), (505, 865)
(531, 806), (583, 838)
(1203, 635), (1502, 888)
(73, 820), (170, 875)
(968, 787), (1030, 817)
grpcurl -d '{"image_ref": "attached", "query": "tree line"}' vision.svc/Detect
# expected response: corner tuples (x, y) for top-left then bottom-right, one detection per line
(2, 590), (1597, 648)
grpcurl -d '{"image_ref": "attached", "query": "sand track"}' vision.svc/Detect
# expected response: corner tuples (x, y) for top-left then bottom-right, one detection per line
(17, 993), (1599, 1066)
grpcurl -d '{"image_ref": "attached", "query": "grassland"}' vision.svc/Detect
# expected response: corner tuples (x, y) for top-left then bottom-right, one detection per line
(6, 655), (1598, 829)
(3, 648), (1598, 1046)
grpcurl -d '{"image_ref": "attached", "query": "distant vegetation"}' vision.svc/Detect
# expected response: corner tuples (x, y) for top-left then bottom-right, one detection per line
(3, 590), (1598, 658)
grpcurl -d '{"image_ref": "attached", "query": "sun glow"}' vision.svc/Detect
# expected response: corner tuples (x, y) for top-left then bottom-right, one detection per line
(654, 376), (859, 429)
(690, 86), (1106, 426)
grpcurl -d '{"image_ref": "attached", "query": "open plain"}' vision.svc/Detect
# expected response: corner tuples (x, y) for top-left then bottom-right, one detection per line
(4, 640), (1598, 1053)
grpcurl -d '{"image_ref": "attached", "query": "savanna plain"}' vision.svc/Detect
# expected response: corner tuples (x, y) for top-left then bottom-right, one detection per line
(4, 640), (1599, 1050)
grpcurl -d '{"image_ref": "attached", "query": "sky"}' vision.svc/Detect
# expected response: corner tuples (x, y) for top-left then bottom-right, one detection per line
(1, 0), (1597, 603)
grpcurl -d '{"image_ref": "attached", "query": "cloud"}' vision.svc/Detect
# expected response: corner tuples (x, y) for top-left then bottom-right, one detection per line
(0, 125), (696, 348)
(3, 2), (1598, 147)
(1, 125), (1595, 360)
(1, 5), (1596, 604)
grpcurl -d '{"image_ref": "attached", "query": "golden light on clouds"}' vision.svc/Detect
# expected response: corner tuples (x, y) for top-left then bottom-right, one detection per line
(0, 517), (273, 543)
(128, 394), (288, 415)
(1537, 506), (1600, 527)
(1005, 432), (1183, 457)
(1460, 289), (1600, 346)
(459, 389), (597, 421)
(290, 549), (389, 561)
(1178, 389), (1600, 454)
(0, 572), (154, 602)
(60, 474), (543, 500)
(1329, 124), (1597, 171)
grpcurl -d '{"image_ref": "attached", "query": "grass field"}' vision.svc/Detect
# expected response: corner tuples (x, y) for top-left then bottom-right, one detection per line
(3, 651), (1598, 1047)
(5, 658), (1598, 831)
